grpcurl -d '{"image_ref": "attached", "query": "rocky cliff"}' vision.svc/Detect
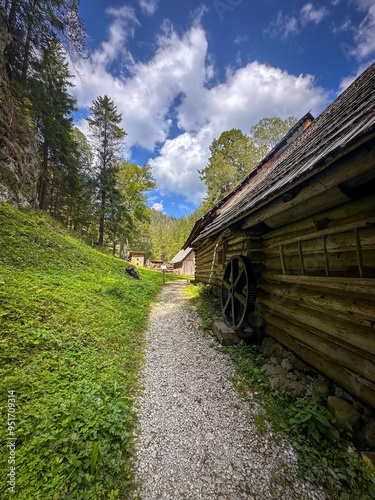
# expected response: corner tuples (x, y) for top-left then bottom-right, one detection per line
(0, 9), (40, 207)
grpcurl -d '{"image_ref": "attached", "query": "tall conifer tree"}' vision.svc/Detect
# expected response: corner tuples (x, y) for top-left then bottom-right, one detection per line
(86, 95), (127, 246)
(30, 38), (78, 211)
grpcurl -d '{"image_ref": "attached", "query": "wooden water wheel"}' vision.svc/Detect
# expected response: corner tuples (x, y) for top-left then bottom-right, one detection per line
(221, 255), (257, 338)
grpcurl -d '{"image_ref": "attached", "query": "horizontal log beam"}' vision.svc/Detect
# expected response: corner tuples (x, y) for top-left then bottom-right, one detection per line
(261, 271), (375, 299)
(266, 324), (375, 408)
(261, 281), (375, 325)
(261, 295), (375, 355)
(262, 194), (375, 244)
(265, 314), (375, 382)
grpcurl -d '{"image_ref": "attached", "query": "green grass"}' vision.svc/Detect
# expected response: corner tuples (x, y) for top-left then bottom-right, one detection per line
(187, 282), (375, 500)
(183, 283), (221, 330)
(0, 202), (166, 499)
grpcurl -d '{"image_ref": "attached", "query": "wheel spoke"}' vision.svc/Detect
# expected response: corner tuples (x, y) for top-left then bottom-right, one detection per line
(224, 294), (231, 313)
(234, 268), (244, 288)
(234, 291), (247, 306)
(233, 295), (241, 325)
(222, 278), (231, 291)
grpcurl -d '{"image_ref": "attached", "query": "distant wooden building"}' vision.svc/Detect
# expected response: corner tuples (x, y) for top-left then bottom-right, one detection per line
(171, 248), (195, 275)
(128, 251), (147, 267)
(147, 260), (174, 273)
(184, 62), (375, 408)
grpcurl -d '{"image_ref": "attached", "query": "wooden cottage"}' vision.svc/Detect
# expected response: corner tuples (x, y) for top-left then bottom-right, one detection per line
(184, 62), (375, 408)
(171, 248), (195, 275)
(128, 251), (147, 267)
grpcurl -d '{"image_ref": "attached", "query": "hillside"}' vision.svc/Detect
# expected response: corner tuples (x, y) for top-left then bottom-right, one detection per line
(0, 202), (167, 499)
(149, 206), (205, 261)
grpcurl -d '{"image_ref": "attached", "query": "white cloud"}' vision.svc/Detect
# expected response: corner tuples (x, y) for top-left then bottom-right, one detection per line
(139, 0), (158, 15)
(300, 3), (328, 25)
(337, 0), (375, 88)
(352, 3), (375, 60)
(356, 0), (375, 10)
(72, 14), (328, 205)
(73, 21), (212, 151)
(332, 18), (352, 33)
(150, 61), (328, 203)
(151, 201), (164, 212)
(92, 6), (139, 67)
(149, 128), (211, 204)
(267, 3), (329, 39)
(234, 34), (249, 45)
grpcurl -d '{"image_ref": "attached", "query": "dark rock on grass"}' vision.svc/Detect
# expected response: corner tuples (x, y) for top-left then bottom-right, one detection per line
(361, 451), (375, 471)
(126, 264), (140, 280)
(312, 377), (331, 398)
(362, 420), (375, 449)
(327, 396), (360, 432)
(264, 364), (305, 397)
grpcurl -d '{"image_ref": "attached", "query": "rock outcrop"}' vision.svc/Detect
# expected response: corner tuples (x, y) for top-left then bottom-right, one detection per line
(0, 9), (40, 208)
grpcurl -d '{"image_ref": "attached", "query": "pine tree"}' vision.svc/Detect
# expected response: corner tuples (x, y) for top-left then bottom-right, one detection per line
(67, 128), (96, 233)
(86, 95), (127, 246)
(29, 38), (78, 212)
(2, 0), (85, 81)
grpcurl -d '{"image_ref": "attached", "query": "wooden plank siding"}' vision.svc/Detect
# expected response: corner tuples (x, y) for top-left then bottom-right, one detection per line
(194, 194), (375, 407)
(182, 251), (195, 276)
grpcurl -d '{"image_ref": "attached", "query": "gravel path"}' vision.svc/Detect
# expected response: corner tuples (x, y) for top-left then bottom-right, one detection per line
(134, 280), (326, 500)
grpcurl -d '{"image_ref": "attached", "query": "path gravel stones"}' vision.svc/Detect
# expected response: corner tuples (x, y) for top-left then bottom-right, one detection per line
(134, 281), (326, 499)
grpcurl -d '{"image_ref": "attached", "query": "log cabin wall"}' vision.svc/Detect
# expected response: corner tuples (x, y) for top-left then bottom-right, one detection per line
(259, 194), (375, 408)
(194, 230), (264, 294)
(194, 193), (375, 408)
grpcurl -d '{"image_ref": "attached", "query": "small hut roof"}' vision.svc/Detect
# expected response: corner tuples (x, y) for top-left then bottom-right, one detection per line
(171, 247), (193, 264)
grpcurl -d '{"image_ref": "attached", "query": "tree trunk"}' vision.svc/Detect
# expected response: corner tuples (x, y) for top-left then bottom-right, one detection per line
(112, 241), (116, 256)
(98, 189), (105, 246)
(38, 141), (49, 210)
(125, 238), (129, 260)
(119, 242), (125, 259)
(48, 170), (54, 214)
(52, 189), (59, 217)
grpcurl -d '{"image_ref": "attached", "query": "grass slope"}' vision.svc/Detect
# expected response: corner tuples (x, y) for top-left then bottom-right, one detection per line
(0, 202), (164, 499)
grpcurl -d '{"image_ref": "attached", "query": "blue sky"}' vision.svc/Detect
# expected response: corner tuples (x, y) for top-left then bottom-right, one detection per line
(72, 0), (375, 218)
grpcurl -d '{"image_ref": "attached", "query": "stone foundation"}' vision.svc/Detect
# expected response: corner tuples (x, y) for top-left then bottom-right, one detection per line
(260, 336), (375, 462)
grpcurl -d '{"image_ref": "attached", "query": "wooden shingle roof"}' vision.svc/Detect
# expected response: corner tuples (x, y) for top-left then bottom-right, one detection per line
(186, 62), (375, 247)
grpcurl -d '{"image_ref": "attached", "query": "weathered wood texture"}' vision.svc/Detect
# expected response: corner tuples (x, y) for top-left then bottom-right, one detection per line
(194, 194), (375, 407)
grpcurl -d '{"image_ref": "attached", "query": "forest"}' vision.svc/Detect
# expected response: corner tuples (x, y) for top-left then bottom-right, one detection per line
(0, 0), (295, 261)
